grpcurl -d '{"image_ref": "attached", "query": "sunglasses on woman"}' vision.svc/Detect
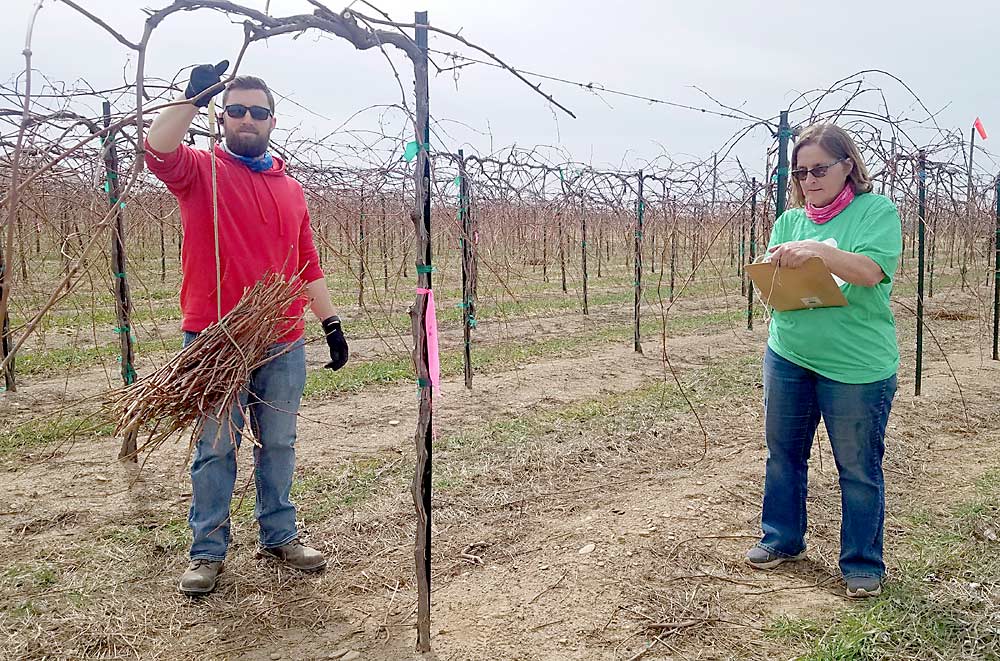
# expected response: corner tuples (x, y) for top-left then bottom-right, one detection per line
(791, 158), (845, 181)
(224, 104), (273, 121)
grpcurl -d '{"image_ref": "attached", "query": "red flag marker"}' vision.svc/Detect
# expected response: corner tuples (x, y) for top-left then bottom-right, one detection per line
(974, 117), (988, 140)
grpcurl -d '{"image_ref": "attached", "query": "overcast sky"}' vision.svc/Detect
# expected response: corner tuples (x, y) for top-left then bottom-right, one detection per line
(2, 0), (997, 175)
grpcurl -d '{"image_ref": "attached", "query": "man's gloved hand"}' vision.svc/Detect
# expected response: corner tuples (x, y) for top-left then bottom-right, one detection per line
(321, 316), (349, 371)
(184, 60), (229, 108)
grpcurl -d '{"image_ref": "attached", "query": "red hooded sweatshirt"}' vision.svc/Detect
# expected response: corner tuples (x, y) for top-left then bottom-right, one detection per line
(144, 141), (324, 343)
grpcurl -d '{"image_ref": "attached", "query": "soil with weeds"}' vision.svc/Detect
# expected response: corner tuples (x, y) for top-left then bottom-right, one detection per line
(0, 285), (998, 660)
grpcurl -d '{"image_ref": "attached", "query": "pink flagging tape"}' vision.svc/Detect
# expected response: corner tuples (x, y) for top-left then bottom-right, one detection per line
(416, 288), (440, 396)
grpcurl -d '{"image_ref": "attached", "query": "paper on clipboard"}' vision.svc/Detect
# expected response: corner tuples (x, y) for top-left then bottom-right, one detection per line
(745, 255), (848, 312)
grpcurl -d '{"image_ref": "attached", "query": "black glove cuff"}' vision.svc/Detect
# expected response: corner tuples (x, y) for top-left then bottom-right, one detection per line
(321, 316), (342, 334)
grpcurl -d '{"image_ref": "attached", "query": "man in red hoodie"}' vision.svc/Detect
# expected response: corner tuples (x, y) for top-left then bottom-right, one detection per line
(146, 61), (348, 596)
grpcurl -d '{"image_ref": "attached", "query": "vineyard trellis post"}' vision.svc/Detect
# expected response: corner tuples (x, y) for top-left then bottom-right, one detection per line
(158, 197), (167, 283)
(458, 149), (475, 389)
(928, 186), (937, 298)
(747, 178), (758, 331)
(634, 170), (643, 353)
(775, 110), (791, 220)
(963, 125), (976, 290)
(102, 100), (139, 461)
(558, 209), (567, 293)
(649, 204), (656, 275)
(581, 199), (589, 315)
(916, 150), (927, 395)
(993, 175), (999, 361)
(401, 178), (408, 279)
(890, 137), (900, 272)
(358, 188), (366, 307)
(403, 9), (435, 651)
(0, 1), (42, 393)
(541, 206), (548, 282)
(0, 265), (10, 392)
(410, 9), (434, 652)
(669, 196), (677, 301)
(739, 201), (747, 294)
(596, 214), (602, 278)
(380, 194), (389, 293)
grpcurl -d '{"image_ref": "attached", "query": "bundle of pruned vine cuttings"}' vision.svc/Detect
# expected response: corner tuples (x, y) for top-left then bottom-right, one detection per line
(108, 272), (305, 458)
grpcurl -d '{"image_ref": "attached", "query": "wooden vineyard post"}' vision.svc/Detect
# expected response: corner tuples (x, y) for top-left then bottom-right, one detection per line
(747, 178), (758, 331)
(410, 10), (433, 652)
(459, 149), (475, 389)
(634, 170), (643, 353)
(916, 151), (927, 395)
(102, 100), (138, 460)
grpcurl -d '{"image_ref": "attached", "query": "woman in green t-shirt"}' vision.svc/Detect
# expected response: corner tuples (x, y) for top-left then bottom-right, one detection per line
(745, 124), (902, 599)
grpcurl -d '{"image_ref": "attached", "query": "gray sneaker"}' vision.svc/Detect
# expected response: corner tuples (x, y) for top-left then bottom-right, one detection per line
(257, 539), (327, 572)
(178, 559), (223, 596)
(745, 544), (806, 570)
(846, 576), (883, 599)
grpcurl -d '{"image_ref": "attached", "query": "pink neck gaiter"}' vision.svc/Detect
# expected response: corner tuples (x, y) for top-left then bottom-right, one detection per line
(806, 184), (855, 224)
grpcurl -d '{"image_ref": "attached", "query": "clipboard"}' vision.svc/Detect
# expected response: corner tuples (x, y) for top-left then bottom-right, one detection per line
(745, 256), (848, 311)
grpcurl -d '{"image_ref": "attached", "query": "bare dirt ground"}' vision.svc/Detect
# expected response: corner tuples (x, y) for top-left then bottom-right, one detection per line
(1, 288), (734, 423)
(1, 289), (998, 661)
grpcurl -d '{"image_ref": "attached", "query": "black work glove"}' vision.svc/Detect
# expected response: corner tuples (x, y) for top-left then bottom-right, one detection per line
(184, 60), (229, 108)
(321, 315), (349, 371)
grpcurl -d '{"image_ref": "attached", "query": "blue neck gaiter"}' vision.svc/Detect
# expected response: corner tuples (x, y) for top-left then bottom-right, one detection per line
(223, 143), (273, 172)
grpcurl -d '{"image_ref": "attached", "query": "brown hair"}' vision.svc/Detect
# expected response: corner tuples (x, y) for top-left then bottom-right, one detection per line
(789, 123), (873, 207)
(222, 75), (275, 112)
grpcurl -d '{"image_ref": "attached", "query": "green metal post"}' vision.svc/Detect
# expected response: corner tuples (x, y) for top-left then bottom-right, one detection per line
(635, 171), (644, 353)
(993, 177), (999, 361)
(775, 111), (791, 220)
(916, 151), (926, 395)
(748, 179), (758, 331)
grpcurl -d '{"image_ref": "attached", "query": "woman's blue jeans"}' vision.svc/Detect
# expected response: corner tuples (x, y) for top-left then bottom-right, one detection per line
(760, 346), (897, 579)
(183, 332), (306, 561)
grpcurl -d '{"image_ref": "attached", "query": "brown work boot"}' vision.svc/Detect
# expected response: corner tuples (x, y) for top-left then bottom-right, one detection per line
(257, 539), (327, 572)
(178, 559), (224, 596)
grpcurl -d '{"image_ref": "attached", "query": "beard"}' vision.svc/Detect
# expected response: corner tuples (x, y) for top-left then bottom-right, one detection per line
(225, 127), (270, 157)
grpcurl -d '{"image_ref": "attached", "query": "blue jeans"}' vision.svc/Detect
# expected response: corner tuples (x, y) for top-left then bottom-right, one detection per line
(760, 346), (897, 579)
(183, 331), (306, 561)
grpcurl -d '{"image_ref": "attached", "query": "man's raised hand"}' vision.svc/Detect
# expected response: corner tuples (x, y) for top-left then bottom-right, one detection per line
(184, 60), (229, 108)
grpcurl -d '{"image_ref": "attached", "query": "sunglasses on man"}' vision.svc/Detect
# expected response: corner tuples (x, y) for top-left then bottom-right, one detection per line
(223, 104), (273, 121)
(791, 158), (847, 181)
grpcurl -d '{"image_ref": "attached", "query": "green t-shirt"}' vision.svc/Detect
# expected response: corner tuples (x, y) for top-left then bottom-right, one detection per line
(766, 192), (902, 384)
